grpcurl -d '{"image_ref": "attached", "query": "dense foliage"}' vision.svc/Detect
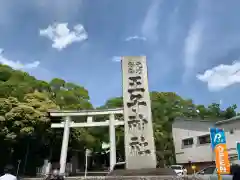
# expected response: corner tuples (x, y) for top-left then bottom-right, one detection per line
(0, 64), (238, 175)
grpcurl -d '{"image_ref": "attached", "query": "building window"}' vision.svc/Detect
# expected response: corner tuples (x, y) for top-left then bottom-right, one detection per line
(182, 138), (194, 146)
(198, 134), (210, 145)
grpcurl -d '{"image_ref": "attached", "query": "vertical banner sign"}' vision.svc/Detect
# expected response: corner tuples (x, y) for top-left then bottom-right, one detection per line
(237, 142), (240, 160)
(122, 56), (157, 169)
(210, 128), (230, 174)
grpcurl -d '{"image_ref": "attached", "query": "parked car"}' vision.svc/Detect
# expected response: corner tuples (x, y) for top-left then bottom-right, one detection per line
(194, 165), (234, 180)
(170, 165), (187, 176)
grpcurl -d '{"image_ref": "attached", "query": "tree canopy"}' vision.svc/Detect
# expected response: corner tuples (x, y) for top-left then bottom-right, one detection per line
(0, 64), (238, 174)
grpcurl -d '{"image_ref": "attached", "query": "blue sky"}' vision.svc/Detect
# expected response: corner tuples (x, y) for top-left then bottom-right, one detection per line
(0, 0), (240, 109)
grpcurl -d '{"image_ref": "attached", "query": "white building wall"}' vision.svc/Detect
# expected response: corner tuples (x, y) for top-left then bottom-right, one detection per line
(172, 118), (240, 164)
(172, 119), (215, 164)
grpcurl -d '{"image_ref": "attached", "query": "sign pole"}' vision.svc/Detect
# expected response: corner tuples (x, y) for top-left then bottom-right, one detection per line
(218, 173), (222, 180)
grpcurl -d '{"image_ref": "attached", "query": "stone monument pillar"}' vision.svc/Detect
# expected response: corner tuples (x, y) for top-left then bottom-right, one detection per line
(121, 56), (157, 170)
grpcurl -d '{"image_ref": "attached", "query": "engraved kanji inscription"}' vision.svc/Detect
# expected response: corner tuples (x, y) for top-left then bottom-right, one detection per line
(128, 114), (148, 131)
(128, 76), (142, 87)
(135, 61), (143, 74)
(128, 61), (135, 74)
(129, 136), (151, 155)
(139, 114), (148, 127)
(127, 88), (147, 108)
(128, 116), (141, 130)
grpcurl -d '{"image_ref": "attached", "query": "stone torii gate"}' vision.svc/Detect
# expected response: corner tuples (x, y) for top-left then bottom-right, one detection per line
(48, 108), (124, 175)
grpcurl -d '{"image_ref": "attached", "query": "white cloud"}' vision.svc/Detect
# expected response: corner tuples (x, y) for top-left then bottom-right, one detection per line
(125, 36), (147, 42)
(112, 56), (121, 62)
(141, 0), (162, 43)
(183, 21), (203, 77)
(39, 23), (88, 51)
(197, 61), (240, 91)
(0, 49), (40, 70)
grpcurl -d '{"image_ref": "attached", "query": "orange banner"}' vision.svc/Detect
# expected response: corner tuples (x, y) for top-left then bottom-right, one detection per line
(214, 144), (230, 174)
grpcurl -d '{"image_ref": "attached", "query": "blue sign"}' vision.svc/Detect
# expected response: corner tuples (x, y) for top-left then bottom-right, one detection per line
(210, 128), (226, 149)
(237, 142), (240, 160)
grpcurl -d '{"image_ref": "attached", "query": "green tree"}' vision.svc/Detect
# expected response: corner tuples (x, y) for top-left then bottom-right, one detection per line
(223, 104), (237, 119)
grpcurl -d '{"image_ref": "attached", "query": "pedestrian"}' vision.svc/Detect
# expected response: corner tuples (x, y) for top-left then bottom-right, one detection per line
(0, 165), (17, 180)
